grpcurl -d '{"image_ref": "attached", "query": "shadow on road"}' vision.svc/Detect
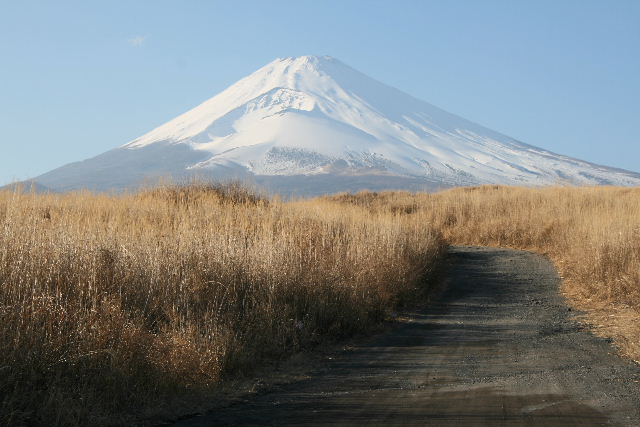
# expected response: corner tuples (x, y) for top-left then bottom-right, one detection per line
(175, 247), (640, 427)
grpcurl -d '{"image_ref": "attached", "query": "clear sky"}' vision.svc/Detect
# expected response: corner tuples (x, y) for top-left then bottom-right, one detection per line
(1, 0), (639, 185)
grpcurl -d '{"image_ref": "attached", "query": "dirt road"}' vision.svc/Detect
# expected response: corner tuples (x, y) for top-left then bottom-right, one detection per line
(175, 246), (640, 427)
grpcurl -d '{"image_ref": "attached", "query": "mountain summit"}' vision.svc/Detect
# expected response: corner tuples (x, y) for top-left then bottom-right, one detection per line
(33, 55), (640, 194)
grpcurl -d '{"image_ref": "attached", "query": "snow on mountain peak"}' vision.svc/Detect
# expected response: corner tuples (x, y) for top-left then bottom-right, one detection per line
(119, 55), (640, 187)
(124, 55), (352, 148)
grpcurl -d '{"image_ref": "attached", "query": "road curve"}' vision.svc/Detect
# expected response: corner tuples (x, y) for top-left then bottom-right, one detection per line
(175, 246), (640, 427)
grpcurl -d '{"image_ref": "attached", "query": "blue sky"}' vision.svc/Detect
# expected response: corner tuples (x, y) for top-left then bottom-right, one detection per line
(1, 0), (639, 184)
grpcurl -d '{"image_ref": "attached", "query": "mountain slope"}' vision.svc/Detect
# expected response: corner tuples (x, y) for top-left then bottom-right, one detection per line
(33, 55), (640, 194)
(0, 180), (55, 193)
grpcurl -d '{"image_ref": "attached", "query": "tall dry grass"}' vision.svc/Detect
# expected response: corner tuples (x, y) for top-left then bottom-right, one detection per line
(4, 183), (637, 426)
(328, 186), (640, 360)
(0, 183), (444, 426)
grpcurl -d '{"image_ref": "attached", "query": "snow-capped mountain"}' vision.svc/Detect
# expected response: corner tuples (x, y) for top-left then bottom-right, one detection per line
(32, 55), (640, 195)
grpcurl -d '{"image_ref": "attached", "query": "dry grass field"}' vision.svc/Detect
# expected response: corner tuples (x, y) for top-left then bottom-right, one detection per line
(2, 183), (639, 426)
(328, 185), (640, 362)
(0, 184), (444, 426)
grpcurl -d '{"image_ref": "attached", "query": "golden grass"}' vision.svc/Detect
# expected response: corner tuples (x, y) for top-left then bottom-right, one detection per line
(3, 183), (638, 426)
(328, 185), (640, 361)
(0, 183), (444, 426)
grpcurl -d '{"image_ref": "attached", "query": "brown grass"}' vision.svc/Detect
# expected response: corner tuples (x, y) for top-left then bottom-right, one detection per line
(0, 184), (444, 426)
(327, 185), (640, 361)
(3, 183), (638, 426)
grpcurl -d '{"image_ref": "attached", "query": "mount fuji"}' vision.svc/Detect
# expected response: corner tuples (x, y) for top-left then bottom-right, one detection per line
(30, 55), (640, 195)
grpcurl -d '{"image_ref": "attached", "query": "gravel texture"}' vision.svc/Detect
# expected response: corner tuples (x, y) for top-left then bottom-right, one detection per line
(174, 246), (640, 427)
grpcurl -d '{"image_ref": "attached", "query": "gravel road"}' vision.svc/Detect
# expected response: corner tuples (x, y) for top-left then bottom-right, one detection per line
(174, 246), (640, 427)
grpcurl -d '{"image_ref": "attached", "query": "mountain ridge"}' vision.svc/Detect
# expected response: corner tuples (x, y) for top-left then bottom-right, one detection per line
(28, 55), (640, 195)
